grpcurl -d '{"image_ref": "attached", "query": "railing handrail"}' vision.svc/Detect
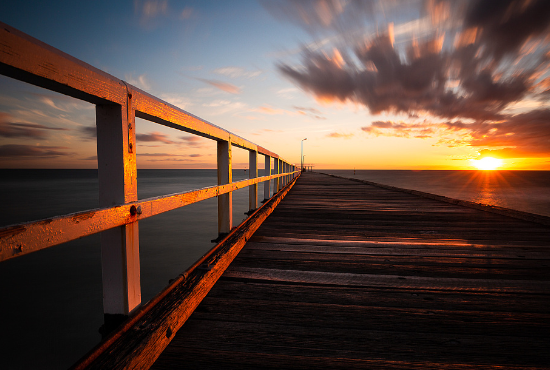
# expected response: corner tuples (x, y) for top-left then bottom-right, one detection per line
(0, 21), (298, 321)
(0, 171), (294, 262)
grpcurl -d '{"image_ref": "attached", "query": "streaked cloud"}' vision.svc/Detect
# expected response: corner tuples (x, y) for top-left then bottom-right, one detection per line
(196, 78), (241, 94)
(0, 144), (72, 158)
(326, 132), (353, 139)
(180, 135), (208, 148)
(0, 112), (68, 139)
(272, 0), (550, 160)
(213, 67), (262, 79)
(136, 131), (175, 144)
(125, 73), (152, 91)
(80, 126), (96, 140)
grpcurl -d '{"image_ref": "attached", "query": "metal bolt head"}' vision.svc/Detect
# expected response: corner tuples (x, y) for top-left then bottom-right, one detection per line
(130, 205), (142, 216)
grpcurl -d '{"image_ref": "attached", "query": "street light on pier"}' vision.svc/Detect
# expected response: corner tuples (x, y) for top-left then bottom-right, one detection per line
(301, 138), (307, 171)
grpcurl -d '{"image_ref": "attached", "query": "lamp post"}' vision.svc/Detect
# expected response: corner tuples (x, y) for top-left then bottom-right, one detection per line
(301, 138), (307, 171)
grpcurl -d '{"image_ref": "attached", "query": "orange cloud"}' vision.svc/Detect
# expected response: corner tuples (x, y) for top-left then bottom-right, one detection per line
(197, 78), (241, 94)
(326, 132), (353, 139)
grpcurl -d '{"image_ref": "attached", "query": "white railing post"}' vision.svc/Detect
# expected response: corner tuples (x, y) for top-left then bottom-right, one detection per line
(279, 159), (284, 190)
(264, 155), (271, 201)
(217, 139), (232, 235)
(249, 150), (258, 212)
(286, 163), (289, 184)
(96, 101), (141, 323)
(275, 158), (280, 192)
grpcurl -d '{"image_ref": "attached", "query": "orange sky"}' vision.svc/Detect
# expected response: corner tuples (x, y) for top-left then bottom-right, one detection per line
(1, 1), (550, 170)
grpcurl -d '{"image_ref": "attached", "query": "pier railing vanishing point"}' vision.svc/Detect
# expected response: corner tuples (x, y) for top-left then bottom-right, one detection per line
(0, 22), (299, 324)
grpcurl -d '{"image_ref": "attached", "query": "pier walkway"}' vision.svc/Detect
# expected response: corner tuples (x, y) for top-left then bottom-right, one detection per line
(149, 172), (550, 369)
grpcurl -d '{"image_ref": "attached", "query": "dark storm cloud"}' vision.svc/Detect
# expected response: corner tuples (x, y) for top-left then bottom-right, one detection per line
(0, 144), (71, 158)
(470, 109), (550, 157)
(463, 0), (550, 62)
(273, 0), (550, 158)
(279, 32), (535, 121)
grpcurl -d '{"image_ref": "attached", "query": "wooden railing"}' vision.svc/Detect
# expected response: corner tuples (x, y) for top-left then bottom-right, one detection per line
(0, 22), (298, 319)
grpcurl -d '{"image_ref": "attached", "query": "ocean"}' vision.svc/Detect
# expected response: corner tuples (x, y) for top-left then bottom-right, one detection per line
(0, 169), (549, 369)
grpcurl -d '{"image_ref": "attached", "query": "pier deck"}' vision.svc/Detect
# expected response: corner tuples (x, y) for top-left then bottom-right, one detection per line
(150, 172), (550, 369)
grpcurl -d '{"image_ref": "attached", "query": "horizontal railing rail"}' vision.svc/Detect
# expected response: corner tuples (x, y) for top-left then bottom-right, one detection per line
(0, 171), (293, 262)
(0, 21), (299, 324)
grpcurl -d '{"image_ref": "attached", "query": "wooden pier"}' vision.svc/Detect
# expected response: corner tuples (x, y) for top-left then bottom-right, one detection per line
(2, 23), (550, 370)
(146, 172), (550, 369)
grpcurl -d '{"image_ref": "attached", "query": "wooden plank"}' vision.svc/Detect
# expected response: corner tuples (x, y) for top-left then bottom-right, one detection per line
(150, 172), (550, 370)
(206, 280), (550, 314)
(223, 267), (550, 294)
(156, 320), (550, 369)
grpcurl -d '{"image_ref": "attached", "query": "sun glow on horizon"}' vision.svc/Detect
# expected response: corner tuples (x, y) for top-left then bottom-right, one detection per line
(470, 157), (503, 170)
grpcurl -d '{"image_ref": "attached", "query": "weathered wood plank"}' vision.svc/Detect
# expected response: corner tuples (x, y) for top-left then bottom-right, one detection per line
(151, 172), (550, 370)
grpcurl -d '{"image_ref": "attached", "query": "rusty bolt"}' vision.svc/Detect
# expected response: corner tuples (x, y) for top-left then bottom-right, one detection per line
(130, 205), (142, 216)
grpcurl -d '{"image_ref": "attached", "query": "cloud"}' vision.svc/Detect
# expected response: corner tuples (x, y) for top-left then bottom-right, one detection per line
(0, 112), (68, 139)
(125, 73), (151, 90)
(136, 131), (175, 144)
(276, 87), (299, 99)
(213, 67), (262, 79)
(137, 152), (205, 162)
(196, 78), (241, 94)
(359, 108), (550, 158)
(278, 33), (537, 121)
(82, 155), (98, 161)
(271, 1), (550, 159)
(180, 6), (193, 19)
(0, 144), (72, 158)
(463, 0), (550, 62)
(361, 120), (439, 139)
(293, 106), (322, 115)
(160, 94), (192, 110)
(180, 135), (208, 147)
(256, 105), (293, 115)
(80, 126), (97, 140)
(202, 100), (248, 115)
(262, 0), (376, 35)
(326, 132), (353, 139)
(467, 108), (550, 157)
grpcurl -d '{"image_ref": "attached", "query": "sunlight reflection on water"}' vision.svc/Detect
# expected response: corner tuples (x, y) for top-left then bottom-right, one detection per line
(323, 170), (550, 217)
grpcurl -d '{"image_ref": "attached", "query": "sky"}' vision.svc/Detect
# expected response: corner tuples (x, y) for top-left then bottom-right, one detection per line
(1, 0), (549, 170)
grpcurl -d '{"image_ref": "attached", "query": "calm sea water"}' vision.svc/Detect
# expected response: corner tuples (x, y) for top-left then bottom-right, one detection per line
(0, 169), (270, 370)
(321, 170), (550, 217)
(0, 169), (549, 369)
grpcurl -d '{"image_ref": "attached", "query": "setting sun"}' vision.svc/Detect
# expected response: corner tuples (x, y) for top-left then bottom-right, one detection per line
(471, 157), (503, 170)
